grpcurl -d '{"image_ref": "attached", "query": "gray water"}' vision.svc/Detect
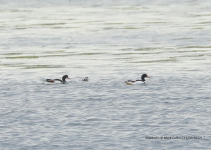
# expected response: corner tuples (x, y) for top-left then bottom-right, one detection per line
(0, 0), (211, 149)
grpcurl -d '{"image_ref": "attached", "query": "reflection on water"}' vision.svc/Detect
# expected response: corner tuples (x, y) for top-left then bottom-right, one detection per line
(0, 1), (211, 149)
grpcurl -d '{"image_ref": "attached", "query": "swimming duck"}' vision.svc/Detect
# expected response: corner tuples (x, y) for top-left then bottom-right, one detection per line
(46, 75), (70, 83)
(82, 77), (89, 81)
(125, 74), (149, 85)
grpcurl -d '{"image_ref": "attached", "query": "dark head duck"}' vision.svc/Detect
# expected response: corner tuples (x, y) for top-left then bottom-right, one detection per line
(125, 74), (150, 85)
(46, 75), (70, 83)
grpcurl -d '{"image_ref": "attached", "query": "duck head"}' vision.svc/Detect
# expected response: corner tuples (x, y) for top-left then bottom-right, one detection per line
(62, 75), (70, 82)
(141, 74), (149, 81)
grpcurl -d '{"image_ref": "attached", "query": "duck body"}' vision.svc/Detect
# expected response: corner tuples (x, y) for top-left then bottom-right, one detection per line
(125, 80), (145, 85)
(46, 75), (70, 84)
(125, 74), (149, 85)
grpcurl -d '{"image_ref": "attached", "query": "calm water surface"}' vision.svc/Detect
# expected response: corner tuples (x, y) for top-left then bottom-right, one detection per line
(0, 0), (211, 149)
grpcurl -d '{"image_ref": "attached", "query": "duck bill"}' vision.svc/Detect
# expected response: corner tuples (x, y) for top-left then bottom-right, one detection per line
(67, 77), (70, 79)
(147, 76), (150, 78)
